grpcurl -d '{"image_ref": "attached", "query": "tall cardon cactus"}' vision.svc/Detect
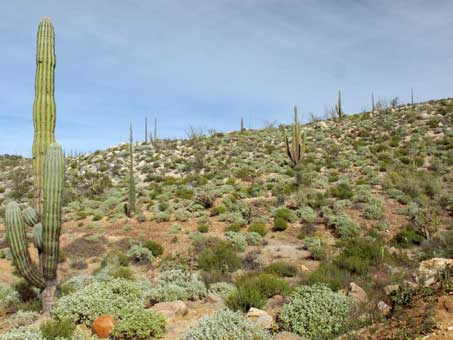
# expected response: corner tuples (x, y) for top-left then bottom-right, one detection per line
(126, 124), (136, 217)
(32, 17), (57, 216)
(5, 143), (64, 312)
(284, 106), (304, 167)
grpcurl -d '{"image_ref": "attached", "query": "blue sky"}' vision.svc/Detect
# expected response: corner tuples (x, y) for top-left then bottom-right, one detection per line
(1, 0), (452, 156)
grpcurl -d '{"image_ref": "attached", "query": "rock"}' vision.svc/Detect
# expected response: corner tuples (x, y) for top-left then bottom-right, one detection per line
(417, 258), (453, 286)
(255, 315), (274, 329)
(444, 299), (453, 313)
(150, 300), (188, 319)
(76, 324), (92, 339)
(419, 111), (430, 119)
(267, 295), (287, 309)
(299, 264), (310, 272)
(347, 282), (368, 303)
(377, 301), (391, 316)
(205, 294), (222, 303)
(274, 331), (305, 340)
(384, 284), (399, 296)
(247, 307), (269, 318)
(92, 315), (115, 339)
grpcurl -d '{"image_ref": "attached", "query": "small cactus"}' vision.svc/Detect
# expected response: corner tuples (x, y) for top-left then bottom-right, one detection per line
(127, 124), (136, 217)
(336, 90), (343, 120)
(284, 106), (304, 167)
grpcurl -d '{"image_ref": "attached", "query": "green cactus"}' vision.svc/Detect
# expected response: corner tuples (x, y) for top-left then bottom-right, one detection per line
(371, 92), (375, 112)
(5, 143), (64, 311)
(284, 106), (304, 167)
(336, 90), (343, 120)
(127, 124), (136, 217)
(32, 17), (57, 216)
(240, 117), (244, 133)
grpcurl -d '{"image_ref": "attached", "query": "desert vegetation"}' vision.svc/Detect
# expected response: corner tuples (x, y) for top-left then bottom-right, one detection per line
(0, 16), (453, 340)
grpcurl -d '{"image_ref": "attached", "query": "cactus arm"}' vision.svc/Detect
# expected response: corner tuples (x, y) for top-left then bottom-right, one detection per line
(5, 202), (46, 289)
(32, 223), (43, 252)
(41, 143), (64, 281)
(32, 17), (57, 216)
(22, 207), (38, 227)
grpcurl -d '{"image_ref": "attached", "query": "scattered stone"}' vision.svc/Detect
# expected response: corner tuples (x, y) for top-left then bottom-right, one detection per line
(255, 315), (273, 329)
(205, 294), (222, 303)
(444, 300), (453, 313)
(384, 284), (399, 296)
(151, 300), (188, 319)
(267, 294), (287, 309)
(92, 315), (115, 339)
(377, 301), (391, 316)
(247, 307), (269, 318)
(347, 282), (368, 303)
(417, 258), (453, 286)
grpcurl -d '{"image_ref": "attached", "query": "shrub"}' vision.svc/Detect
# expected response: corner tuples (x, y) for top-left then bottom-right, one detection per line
(208, 282), (237, 298)
(225, 231), (247, 251)
(127, 244), (155, 263)
(245, 232), (263, 245)
(143, 240), (164, 257)
(0, 327), (45, 340)
(328, 182), (354, 199)
(147, 269), (207, 303)
(52, 279), (146, 325)
(273, 217), (288, 231)
(248, 221), (268, 236)
(305, 262), (352, 291)
(363, 198), (385, 220)
(226, 273), (289, 312)
(225, 223), (241, 233)
(274, 208), (296, 222)
(297, 206), (317, 223)
(40, 318), (76, 340)
(198, 242), (240, 274)
(323, 208), (361, 238)
(112, 305), (166, 339)
(264, 261), (298, 277)
(0, 283), (19, 310)
(6, 311), (40, 328)
(211, 205), (227, 216)
(335, 237), (385, 275)
(395, 227), (424, 247)
(198, 223), (209, 233)
(278, 284), (352, 339)
(182, 309), (272, 340)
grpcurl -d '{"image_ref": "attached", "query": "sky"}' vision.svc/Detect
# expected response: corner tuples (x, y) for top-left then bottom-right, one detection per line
(1, 0), (452, 156)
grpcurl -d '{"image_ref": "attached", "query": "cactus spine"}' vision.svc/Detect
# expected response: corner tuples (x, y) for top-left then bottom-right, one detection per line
(284, 106), (304, 167)
(5, 143), (64, 312)
(127, 124), (136, 217)
(336, 90), (343, 120)
(32, 17), (57, 216)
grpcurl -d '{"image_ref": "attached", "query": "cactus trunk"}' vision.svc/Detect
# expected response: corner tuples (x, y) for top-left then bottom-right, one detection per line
(284, 106), (304, 167)
(32, 17), (56, 216)
(128, 124), (136, 216)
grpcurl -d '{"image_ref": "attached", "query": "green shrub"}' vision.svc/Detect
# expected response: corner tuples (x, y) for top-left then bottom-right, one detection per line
(278, 284), (352, 339)
(198, 241), (241, 274)
(225, 223), (241, 233)
(305, 262), (352, 291)
(273, 217), (288, 231)
(211, 205), (227, 216)
(198, 224), (209, 233)
(13, 280), (39, 303)
(143, 240), (164, 257)
(0, 328), (45, 340)
(274, 208), (296, 222)
(208, 282), (237, 298)
(40, 318), (76, 340)
(0, 283), (19, 310)
(127, 244), (155, 263)
(395, 227), (424, 247)
(328, 182), (354, 200)
(112, 305), (166, 339)
(245, 232), (263, 245)
(225, 231), (247, 251)
(226, 273), (289, 312)
(182, 309), (272, 340)
(248, 221), (268, 236)
(297, 206), (317, 223)
(264, 261), (298, 277)
(363, 198), (385, 220)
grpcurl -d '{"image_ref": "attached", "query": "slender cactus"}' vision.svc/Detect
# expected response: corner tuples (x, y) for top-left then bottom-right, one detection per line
(32, 17), (57, 216)
(411, 88), (414, 105)
(336, 90), (343, 120)
(284, 106), (304, 167)
(240, 117), (244, 133)
(371, 92), (375, 112)
(127, 124), (136, 217)
(145, 117), (148, 143)
(154, 118), (157, 142)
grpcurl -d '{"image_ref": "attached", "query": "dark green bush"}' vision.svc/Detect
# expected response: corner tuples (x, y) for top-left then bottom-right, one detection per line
(305, 262), (352, 291)
(226, 273), (290, 312)
(198, 242), (240, 274)
(40, 318), (76, 340)
(394, 227), (424, 248)
(273, 217), (288, 231)
(264, 261), (298, 277)
(248, 221), (268, 236)
(211, 205), (227, 216)
(328, 183), (354, 200)
(143, 240), (164, 257)
(13, 279), (38, 302)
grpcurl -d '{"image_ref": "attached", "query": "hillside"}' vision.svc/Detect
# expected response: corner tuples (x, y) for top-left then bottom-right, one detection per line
(1, 98), (453, 340)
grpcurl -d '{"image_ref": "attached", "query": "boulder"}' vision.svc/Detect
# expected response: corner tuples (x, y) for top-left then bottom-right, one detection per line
(255, 315), (273, 329)
(417, 258), (453, 286)
(205, 294), (222, 303)
(150, 300), (188, 319)
(92, 315), (115, 339)
(377, 301), (391, 316)
(384, 284), (400, 296)
(247, 307), (269, 318)
(347, 282), (368, 303)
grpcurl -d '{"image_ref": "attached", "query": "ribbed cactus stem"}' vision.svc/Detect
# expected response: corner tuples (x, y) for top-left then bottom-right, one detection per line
(41, 143), (64, 281)
(32, 223), (43, 252)
(32, 17), (56, 216)
(240, 117), (244, 132)
(371, 92), (375, 112)
(285, 106), (304, 167)
(128, 125), (136, 216)
(336, 90), (343, 119)
(5, 202), (46, 289)
(22, 207), (38, 226)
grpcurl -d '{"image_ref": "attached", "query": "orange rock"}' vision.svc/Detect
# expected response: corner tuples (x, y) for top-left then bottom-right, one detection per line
(92, 315), (115, 338)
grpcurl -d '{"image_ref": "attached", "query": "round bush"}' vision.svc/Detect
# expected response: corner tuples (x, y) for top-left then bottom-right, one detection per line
(278, 284), (352, 339)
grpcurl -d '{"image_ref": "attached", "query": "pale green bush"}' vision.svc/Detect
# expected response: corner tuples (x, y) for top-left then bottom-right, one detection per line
(245, 232), (263, 245)
(112, 304), (165, 339)
(296, 206), (317, 223)
(278, 284), (352, 339)
(127, 244), (155, 263)
(225, 231), (247, 251)
(182, 309), (272, 340)
(208, 282), (237, 298)
(0, 282), (19, 310)
(0, 327), (44, 340)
